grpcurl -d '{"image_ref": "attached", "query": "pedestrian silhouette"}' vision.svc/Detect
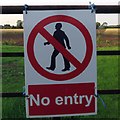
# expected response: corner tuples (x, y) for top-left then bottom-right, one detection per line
(44, 23), (71, 72)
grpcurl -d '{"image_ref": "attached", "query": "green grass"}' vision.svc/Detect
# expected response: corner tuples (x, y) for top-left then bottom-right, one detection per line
(2, 98), (25, 118)
(1, 45), (119, 52)
(97, 56), (119, 90)
(2, 57), (24, 93)
(1, 45), (120, 119)
(97, 46), (119, 51)
(0, 45), (24, 52)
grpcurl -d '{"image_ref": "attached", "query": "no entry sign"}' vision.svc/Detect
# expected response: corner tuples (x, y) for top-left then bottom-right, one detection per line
(27, 15), (93, 80)
(24, 9), (97, 118)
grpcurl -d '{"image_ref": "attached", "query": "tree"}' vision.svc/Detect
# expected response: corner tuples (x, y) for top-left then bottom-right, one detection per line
(3, 24), (11, 29)
(102, 22), (108, 27)
(117, 24), (120, 28)
(96, 22), (101, 29)
(99, 22), (108, 29)
(16, 20), (23, 28)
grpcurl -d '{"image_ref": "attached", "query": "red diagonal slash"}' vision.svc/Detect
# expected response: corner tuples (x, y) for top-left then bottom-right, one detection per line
(39, 27), (82, 69)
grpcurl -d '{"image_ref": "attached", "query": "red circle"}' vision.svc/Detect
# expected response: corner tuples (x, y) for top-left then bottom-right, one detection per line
(27, 15), (93, 81)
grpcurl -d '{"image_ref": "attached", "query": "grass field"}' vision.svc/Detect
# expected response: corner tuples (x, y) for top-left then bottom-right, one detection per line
(0, 29), (23, 46)
(96, 28), (120, 47)
(1, 28), (120, 47)
(1, 28), (120, 119)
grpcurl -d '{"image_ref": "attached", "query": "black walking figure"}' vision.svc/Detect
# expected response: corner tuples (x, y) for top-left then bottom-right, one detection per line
(44, 23), (71, 72)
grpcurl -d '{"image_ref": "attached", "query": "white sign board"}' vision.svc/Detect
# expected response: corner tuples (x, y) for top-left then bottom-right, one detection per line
(23, 9), (97, 118)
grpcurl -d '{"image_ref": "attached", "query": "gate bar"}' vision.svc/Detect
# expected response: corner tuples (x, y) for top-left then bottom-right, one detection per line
(1, 90), (120, 97)
(0, 51), (120, 57)
(1, 5), (120, 14)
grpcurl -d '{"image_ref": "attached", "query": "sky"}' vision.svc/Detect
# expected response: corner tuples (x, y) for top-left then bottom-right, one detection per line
(0, 0), (119, 26)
